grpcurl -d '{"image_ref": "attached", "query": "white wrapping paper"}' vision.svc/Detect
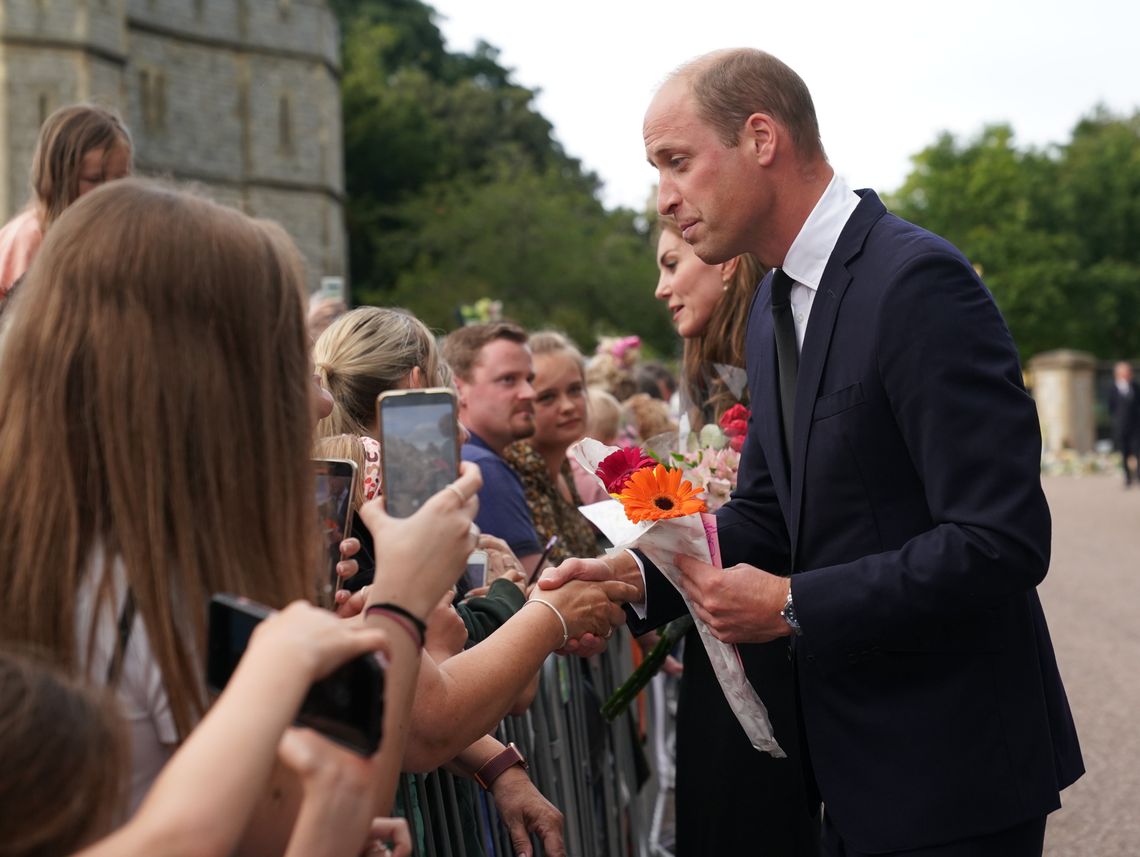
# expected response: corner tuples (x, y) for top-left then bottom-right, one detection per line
(571, 438), (784, 757)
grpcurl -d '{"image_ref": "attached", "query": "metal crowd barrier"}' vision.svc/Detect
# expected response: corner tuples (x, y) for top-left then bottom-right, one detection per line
(399, 627), (662, 857)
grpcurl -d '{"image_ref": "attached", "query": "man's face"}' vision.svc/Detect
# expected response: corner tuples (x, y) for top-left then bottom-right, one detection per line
(457, 339), (536, 452)
(644, 80), (766, 265)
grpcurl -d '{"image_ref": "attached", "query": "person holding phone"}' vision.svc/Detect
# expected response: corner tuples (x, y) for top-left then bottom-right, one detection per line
(314, 307), (637, 855)
(0, 178), (482, 854)
(0, 604), (414, 857)
(0, 103), (133, 300)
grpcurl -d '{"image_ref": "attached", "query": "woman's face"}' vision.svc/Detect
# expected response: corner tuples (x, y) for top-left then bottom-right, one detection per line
(655, 228), (726, 338)
(531, 351), (587, 455)
(77, 142), (131, 198)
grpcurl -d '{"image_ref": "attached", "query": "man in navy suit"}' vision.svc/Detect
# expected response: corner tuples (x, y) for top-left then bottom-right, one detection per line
(546, 48), (1082, 855)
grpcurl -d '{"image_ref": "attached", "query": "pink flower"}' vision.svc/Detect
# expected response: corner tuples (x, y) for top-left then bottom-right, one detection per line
(596, 447), (656, 494)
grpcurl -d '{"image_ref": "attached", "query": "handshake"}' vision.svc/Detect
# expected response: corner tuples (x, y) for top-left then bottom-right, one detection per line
(530, 551), (645, 657)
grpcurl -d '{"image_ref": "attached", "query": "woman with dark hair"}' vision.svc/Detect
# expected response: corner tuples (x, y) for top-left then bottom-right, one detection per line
(653, 219), (819, 855)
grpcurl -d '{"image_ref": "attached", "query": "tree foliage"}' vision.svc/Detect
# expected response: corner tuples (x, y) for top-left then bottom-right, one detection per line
(888, 110), (1140, 360)
(330, 0), (670, 354)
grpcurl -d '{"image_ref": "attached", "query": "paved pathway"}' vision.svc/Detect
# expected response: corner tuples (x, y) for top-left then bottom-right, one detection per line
(1039, 474), (1140, 856)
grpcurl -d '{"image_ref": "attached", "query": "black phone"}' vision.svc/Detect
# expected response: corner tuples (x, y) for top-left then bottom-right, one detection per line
(206, 593), (384, 756)
(376, 387), (460, 518)
(314, 458), (358, 592)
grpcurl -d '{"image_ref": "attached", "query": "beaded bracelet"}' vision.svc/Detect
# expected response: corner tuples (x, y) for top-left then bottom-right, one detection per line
(364, 603), (427, 650)
(524, 597), (569, 649)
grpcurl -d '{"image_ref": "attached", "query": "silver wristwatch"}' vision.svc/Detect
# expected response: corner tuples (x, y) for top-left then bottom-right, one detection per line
(781, 588), (802, 636)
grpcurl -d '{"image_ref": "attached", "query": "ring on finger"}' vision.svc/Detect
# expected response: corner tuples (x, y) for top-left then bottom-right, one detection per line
(446, 484), (467, 504)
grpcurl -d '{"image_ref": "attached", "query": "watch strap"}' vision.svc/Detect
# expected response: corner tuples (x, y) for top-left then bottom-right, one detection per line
(782, 588), (802, 636)
(473, 742), (527, 789)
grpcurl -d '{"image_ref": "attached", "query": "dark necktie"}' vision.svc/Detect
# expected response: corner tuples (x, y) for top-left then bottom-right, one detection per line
(771, 269), (798, 464)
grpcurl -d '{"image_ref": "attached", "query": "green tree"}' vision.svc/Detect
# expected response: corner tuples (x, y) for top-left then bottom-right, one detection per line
(327, 0), (669, 352)
(888, 113), (1140, 360)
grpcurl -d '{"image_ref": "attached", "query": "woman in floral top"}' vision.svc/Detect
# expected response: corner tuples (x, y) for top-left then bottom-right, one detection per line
(503, 331), (600, 563)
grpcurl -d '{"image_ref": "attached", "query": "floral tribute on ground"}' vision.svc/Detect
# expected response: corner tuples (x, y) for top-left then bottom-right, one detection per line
(571, 436), (783, 757)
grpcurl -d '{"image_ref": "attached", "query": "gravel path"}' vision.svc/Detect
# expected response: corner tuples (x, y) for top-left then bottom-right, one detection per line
(1039, 474), (1140, 856)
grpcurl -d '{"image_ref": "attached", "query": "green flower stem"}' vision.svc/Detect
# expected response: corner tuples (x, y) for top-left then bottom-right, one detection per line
(601, 614), (694, 721)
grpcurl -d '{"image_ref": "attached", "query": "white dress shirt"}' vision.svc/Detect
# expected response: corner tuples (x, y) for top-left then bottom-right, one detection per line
(778, 173), (862, 351)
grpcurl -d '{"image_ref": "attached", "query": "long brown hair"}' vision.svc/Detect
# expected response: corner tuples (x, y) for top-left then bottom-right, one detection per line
(30, 103), (133, 230)
(0, 648), (128, 857)
(0, 178), (317, 738)
(659, 218), (766, 426)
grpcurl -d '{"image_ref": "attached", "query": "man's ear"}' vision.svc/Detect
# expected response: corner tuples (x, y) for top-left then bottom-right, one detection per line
(453, 378), (469, 410)
(746, 112), (777, 167)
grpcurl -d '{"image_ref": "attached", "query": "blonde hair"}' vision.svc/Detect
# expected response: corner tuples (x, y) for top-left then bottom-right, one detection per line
(586, 387), (623, 445)
(30, 103), (133, 230)
(314, 434), (367, 512)
(0, 649), (128, 857)
(313, 306), (446, 439)
(0, 178), (317, 739)
(623, 393), (676, 443)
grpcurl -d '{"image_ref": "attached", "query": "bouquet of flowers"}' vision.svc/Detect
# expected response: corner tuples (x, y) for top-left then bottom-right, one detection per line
(572, 436), (783, 757)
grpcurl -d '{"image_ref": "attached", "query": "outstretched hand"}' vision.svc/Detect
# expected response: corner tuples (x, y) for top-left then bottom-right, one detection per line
(538, 553), (645, 656)
(490, 766), (566, 857)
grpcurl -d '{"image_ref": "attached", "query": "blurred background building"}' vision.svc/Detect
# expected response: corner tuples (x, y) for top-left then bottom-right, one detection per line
(0, 0), (345, 290)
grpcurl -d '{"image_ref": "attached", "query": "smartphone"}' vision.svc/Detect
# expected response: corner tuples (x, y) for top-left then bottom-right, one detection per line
(465, 549), (489, 589)
(376, 388), (460, 518)
(319, 275), (345, 303)
(206, 593), (384, 756)
(314, 458), (358, 593)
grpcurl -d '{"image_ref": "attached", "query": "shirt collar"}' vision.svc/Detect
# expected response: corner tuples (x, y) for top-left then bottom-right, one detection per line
(780, 172), (861, 293)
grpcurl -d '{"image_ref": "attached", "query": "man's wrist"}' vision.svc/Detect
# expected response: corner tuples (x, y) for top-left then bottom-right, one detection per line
(780, 579), (802, 636)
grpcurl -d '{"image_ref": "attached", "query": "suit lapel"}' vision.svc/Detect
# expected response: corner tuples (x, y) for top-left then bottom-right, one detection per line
(786, 191), (886, 556)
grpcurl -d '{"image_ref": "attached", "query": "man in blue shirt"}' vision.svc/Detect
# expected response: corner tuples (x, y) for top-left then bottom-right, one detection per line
(442, 322), (543, 577)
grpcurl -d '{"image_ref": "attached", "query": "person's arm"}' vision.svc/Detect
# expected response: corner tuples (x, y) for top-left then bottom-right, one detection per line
(446, 735), (566, 857)
(75, 602), (391, 857)
(401, 577), (635, 771)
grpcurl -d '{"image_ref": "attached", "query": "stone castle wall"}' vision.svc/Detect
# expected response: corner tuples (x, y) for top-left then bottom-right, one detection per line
(0, 0), (344, 288)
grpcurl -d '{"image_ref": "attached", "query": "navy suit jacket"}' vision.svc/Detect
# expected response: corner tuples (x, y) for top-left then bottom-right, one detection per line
(637, 190), (1083, 852)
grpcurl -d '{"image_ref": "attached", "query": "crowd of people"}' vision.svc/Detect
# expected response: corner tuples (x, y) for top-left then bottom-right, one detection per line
(0, 46), (1093, 857)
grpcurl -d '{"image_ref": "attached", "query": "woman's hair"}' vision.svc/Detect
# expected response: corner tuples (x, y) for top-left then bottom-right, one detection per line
(586, 387), (623, 445)
(658, 218), (766, 426)
(623, 393), (676, 443)
(529, 329), (585, 367)
(0, 649), (128, 857)
(0, 178), (317, 739)
(313, 306), (447, 439)
(30, 103), (133, 230)
(314, 434), (368, 512)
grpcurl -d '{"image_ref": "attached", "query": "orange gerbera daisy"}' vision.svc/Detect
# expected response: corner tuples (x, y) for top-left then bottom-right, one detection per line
(617, 464), (706, 523)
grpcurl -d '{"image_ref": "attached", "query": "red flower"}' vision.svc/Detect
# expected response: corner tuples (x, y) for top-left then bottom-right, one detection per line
(719, 404), (750, 451)
(596, 447), (656, 494)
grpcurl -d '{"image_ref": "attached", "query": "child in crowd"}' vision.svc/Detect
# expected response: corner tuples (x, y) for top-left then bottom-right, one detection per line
(0, 103), (132, 296)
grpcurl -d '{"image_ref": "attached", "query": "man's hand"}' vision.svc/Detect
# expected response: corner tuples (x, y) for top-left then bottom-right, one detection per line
(489, 766), (565, 857)
(537, 553), (644, 657)
(676, 555), (792, 644)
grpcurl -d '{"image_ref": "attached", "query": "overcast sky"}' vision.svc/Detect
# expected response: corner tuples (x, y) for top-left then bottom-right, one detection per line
(427, 0), (1140, 211)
